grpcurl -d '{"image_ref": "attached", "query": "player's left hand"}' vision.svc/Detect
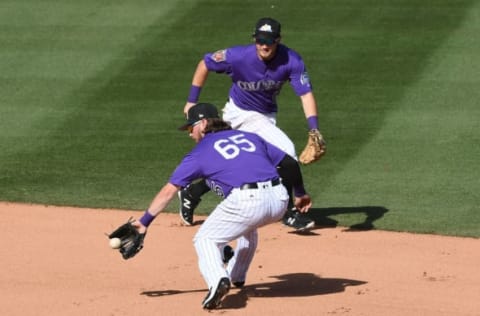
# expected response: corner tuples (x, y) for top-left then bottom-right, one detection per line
(299, 129), (326, 164)
(294, 195), (312, 213)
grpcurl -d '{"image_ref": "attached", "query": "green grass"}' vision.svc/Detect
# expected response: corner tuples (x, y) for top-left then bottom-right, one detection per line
(0, 0), (479, 237)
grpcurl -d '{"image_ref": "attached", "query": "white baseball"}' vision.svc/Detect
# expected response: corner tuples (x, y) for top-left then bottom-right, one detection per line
(109, 237), (122, 249)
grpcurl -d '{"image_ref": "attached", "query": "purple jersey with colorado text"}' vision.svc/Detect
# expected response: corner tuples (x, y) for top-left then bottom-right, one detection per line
(169, 129), (285, 198)
(204, 44), (312, 114)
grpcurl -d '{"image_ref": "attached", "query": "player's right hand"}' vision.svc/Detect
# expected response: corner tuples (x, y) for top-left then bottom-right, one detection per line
(294, 195), (312, 213)
(184, 102), (196, 117)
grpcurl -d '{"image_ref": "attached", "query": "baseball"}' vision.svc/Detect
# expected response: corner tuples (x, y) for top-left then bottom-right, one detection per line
(109, 237), (122, 249)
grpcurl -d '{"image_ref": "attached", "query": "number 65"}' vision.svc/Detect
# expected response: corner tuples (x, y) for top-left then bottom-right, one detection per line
(214, 134), (256, 160)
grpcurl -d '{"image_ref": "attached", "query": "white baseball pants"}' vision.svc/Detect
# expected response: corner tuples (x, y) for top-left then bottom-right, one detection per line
(193, 182), (288, 290)
(222, 99), (298, 159)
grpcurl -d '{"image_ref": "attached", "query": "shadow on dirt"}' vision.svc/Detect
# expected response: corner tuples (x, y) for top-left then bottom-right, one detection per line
(307, 206), (389, 231)
(222, 273), (366, 309)
(141, 272), (366, 310)
(141, 288), (206, 297)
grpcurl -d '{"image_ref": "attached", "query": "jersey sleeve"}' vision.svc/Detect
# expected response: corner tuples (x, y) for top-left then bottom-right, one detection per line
(168, 153), (203, 188)
(263, 139), (288, 167)
(288, 51), (313, 96)
(203, 48), (232, 74)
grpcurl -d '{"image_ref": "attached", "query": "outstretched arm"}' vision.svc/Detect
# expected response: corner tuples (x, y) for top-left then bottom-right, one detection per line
(184, 59), (210, 115)
(300, 92), (319, 129)
(134, 182), (181, 232)
(299, 92), (326, 164)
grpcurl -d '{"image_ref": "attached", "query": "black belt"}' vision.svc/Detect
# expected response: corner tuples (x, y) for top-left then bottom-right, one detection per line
(240, 178), (281, 190)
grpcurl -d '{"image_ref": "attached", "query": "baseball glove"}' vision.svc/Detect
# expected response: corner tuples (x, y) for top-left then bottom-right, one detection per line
(299, 129), (326, 164)
(108, 218), (146, 260)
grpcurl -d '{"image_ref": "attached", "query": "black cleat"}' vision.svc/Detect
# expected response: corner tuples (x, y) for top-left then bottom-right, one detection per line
(222, 245), (234, 264)
(202, 277), (231, 310)
(232, 281), (245, 288)
(177, 188), (200, 226)
(283, 208), (315, 231)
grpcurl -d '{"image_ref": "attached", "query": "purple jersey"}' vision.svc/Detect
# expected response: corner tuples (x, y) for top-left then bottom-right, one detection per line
(204, 44), (312, 114)
(169, 130), (285, 197)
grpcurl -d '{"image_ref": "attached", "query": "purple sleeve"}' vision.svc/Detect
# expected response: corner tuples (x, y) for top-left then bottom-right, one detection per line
(288, 51), (313, 96)
(168, 153), (203, 188)
(264, 140), (288, 166)
(203, 48), (232, 74)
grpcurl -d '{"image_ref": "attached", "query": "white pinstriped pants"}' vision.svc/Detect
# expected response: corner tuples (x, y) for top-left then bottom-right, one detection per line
(193, 182), (288, 290)
(222, 99), (298, 159)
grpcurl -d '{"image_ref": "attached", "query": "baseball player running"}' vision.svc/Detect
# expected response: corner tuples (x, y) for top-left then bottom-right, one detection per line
(131, 103), (312, 309)
(179, 17), (325, 231)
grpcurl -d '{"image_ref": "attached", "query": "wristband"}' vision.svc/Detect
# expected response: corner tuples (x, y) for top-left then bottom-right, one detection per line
(139, 210), (155, 227)
(293, 186), (307, 197)
(307, 115), (319, 130)
(187, 85), (202, 103)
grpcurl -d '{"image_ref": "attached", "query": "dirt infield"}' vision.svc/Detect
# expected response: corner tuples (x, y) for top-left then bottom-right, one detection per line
(1, 202), (479, 316)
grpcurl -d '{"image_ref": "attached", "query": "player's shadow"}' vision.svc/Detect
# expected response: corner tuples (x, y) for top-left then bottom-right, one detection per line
(140, 273), (366, 310)
(141, 288), (206, 297)
(307, 206), (389, 232)
(222, 273), (366, 309)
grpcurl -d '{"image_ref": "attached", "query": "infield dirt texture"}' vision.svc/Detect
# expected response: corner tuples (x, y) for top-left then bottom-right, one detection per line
(1, 202), (479, 316)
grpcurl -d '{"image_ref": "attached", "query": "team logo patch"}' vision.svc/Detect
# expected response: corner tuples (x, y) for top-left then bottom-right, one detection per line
(300, 71), (310, 86)
(211, 49), (227, 63)
(206, 180), (225, 198)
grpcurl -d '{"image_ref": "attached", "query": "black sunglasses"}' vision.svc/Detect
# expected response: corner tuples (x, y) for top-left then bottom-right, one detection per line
(255, 37), (276, 46)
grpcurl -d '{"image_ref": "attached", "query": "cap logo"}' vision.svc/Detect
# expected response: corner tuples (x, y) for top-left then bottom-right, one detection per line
(259, 24), (273, 33)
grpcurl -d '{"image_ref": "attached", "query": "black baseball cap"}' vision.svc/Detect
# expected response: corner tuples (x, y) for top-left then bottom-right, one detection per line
(252, 17), (281, 41)
(178, 103), (219, 130)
